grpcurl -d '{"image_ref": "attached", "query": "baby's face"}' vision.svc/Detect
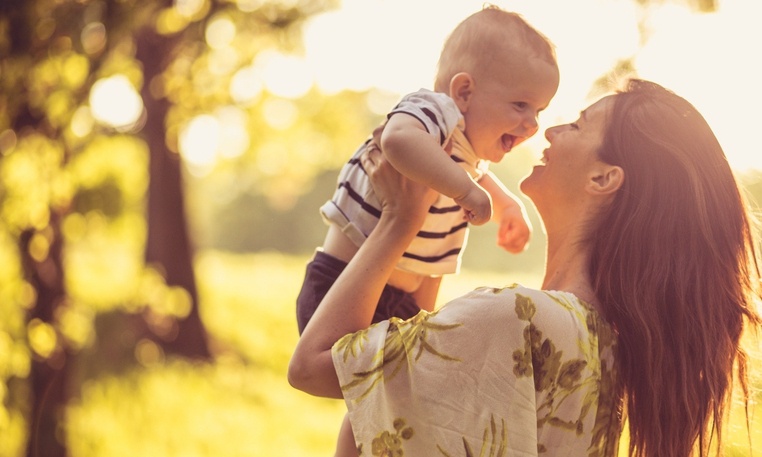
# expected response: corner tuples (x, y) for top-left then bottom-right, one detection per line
(461, 58), (559, 163)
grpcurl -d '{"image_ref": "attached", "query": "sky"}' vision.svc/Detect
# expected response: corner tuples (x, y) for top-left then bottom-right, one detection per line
(296, 0), (762, 171)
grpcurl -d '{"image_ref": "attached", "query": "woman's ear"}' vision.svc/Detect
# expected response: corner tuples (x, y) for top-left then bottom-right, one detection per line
(587, 164), (624, 196)
(450, 73), (474, 112)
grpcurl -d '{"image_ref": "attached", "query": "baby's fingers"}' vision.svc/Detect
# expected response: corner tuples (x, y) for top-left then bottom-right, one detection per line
(464, 208), (490, 226)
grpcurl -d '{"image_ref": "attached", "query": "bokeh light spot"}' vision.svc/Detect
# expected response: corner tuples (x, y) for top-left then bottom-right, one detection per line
(256, 51), (312, 99)
(58, 305), (94, 350)
(230, 66), (263, 105)
(215, 106), (249, 159)
(89, 75), (144, 130)
(71, 106), (95, 138)
(28, 233), (50, 262)
(28, 318), (57, 358)
(179, 114), (220, 173)
(63, 213), (87, 241)
(261, 98), (297, 130)
(135, 339), (164, 367)
(0, 129), (17, 155)
(206, 16), (236, 49)
(81, 22), (107, 55)
(208, 47), (239, 76)
(235, 0), (263, 12)
(175, 0), (205, 18)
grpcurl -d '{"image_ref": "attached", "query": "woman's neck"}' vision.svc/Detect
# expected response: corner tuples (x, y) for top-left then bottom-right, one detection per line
(542, 226), (598, 307)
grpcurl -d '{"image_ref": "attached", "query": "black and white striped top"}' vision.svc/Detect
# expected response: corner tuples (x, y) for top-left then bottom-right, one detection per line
(320, 89), (487, 276)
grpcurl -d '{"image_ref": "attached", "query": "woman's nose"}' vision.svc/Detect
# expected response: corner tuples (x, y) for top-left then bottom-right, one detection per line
(545, 126), (557, 142)
(544, 123), (566, 142)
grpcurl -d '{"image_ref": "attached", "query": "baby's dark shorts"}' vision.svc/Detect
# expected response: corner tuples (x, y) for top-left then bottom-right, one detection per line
(295, 250), (421, 334)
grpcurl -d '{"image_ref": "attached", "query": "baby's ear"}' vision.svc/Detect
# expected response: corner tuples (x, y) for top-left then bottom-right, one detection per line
(587, 164), (624, 196)
(450, 73), (475, 112)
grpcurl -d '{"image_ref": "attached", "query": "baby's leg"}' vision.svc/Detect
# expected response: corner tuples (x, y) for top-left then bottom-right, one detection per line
(334, 413), (358, 457)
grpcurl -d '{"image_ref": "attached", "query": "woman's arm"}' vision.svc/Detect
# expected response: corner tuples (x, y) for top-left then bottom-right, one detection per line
(288, 145), (437, 398)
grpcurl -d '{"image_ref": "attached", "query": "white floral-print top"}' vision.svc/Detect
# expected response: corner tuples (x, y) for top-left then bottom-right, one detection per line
(331, 284), (622, 456)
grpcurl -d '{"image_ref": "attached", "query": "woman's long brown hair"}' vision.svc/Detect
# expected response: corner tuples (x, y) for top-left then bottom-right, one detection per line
(589, 80), (761, 456)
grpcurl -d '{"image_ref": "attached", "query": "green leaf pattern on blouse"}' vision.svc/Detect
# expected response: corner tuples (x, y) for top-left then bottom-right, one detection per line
(437, 415), (508, 457)
(332, 284), (621, 456)
(335, 309), (462, 403)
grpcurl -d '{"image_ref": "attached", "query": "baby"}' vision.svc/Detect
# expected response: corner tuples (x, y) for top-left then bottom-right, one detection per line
(295, 6), (559, 456)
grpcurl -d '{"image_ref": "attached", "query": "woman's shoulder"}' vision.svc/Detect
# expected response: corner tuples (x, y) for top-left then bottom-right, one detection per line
(442, 283), (608, 338)
(452, 283), (594, 315)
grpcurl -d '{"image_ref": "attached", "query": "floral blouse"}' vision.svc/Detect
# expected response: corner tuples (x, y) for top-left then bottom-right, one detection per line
(331, 284), (622, 456)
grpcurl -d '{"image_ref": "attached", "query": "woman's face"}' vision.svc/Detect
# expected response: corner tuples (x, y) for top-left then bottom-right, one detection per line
(520, 95), (614, 210)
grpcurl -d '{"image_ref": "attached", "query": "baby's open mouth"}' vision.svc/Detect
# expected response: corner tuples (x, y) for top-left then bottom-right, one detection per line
(501, 134), (515, 152)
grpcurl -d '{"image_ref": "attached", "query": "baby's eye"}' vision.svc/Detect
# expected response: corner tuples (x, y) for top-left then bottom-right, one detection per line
(514, 102), (528, 110)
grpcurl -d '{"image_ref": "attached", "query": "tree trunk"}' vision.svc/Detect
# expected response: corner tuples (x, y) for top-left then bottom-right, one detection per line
(135, 26), (211, 359)
(21, 212), (68, 457)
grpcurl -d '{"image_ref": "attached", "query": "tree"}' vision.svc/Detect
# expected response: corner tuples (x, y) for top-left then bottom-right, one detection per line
(0, 0), (339, 454)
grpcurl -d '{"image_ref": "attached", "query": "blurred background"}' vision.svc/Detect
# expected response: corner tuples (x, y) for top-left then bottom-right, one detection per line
(1, 0), (761, 455)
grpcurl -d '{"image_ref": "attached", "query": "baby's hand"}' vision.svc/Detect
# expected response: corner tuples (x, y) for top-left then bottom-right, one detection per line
(454, 184), (492, 226)
(496, 204), (532, 253)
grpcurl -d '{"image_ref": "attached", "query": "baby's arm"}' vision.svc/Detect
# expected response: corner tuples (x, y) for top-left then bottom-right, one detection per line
(479, 171), (532, 253)
(411, 276), (442, 312)
(380, 114), (492, 225)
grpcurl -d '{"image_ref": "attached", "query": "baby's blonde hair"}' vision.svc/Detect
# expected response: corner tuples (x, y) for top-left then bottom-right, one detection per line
(434, 5), (557, 92)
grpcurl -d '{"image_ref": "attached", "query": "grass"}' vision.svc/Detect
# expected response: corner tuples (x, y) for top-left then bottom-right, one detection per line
(62, 250), (762, 456)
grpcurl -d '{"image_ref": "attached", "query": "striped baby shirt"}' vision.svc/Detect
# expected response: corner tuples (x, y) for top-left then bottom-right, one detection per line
(320, 88), (488, 276)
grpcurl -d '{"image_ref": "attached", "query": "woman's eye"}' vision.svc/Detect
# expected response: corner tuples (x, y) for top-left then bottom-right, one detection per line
(570, 122), (579, 130)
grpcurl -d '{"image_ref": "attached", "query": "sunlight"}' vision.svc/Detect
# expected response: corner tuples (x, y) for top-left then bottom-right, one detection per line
(208, 47), (240, 76)
(261, 98), (297, 130)
(175, 0), (205, 18)
(178, 107), (249, 175)
(299, 0), (759, 171)
(636, 1), (762, 171)
(135, 338), (164, 367)
(365, 88), (404, 116)
(70, 106), (94, 138)
(205, 15), (236, 49)
(303, 0), (471, 95)
(0, 129), (17, 154)
(230, 65), (263, 104)
(255, 50), (312, 99)
(215, 106), (250, 159)
(27, 318), (57, 358)
(80, 21), (106, 55)
(179, 114), (220, 173)
(301, 0), (640, 153)
(89, 75), (143, 130)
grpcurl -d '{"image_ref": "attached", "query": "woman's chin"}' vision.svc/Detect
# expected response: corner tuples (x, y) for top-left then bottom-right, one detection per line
(519, 170), (540, 196)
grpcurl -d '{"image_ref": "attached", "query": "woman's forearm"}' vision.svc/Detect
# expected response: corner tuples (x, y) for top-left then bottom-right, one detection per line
(288, 210), (420, 398)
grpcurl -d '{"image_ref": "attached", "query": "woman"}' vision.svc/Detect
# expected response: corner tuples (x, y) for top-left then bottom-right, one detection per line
(289, 80), (761, 456)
